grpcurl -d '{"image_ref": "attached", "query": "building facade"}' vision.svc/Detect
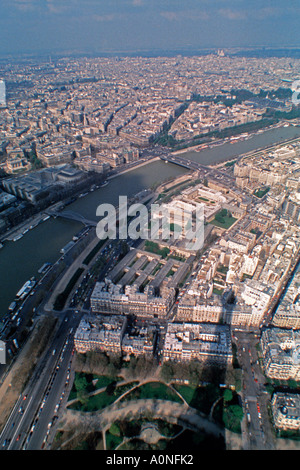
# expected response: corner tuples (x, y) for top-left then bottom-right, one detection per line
(162, 322), (232, 365)
(271, 393), (300, 431)
(261, 328), (300, 381)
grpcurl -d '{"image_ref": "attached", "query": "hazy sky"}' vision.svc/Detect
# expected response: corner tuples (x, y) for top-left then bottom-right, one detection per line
(0, 0), (300, 55)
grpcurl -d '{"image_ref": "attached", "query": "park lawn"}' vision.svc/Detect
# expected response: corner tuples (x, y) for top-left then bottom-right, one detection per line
(213, 287), (224, 295)
(144, 241), (170, 258)
(121, 381), (184, 404)
(210, 214), (237, 229)
(106, 430), (124, 450)
(254, 187), (270, 198)
(174, 383), (221, 415)
(68, 373), (121, 401)
(93, 375), (122, 390)
(68, 381), (139, 412)
(222, 404), (243, 434)
(68, 390), (116, 412)
(217, 264), (228, 274)
(172, 384), (197, 404)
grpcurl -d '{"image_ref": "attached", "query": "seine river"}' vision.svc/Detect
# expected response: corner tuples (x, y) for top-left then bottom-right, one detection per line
(1, 124), (300, 317)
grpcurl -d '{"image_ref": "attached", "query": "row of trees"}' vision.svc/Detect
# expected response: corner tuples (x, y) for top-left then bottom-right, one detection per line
(74, 350), (158, 380)
(74, 348), (242, 391)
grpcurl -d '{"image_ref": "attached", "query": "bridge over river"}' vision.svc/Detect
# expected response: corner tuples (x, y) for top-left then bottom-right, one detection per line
(159, 153), (235, 182)
(49, 210), (97, 226)
(48, 152), (235, 226)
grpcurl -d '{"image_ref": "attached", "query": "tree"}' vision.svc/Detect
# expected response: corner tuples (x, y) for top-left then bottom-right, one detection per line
(223, 389), (233, 403)
(109, 422), (121, 437)
(77, 389), (89, 406)
(106, 381), (117, 396)
(223, 404), (244, 433)
(188, 361), (201, 387)
(74, 374), (88, 393)
(160, 362), (175, 382)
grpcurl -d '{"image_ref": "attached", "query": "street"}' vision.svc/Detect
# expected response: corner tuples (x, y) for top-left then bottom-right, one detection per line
(234, 330), (275, 450)
(0, 310), (81, 450)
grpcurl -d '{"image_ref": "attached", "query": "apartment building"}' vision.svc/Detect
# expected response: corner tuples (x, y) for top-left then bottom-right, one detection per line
(74, 314), (127, 355)
(271, 393), (300, 431)
(122, 325), (156, 358)
(90, 279), (175, 319)
(162, 322), (232, 365)
(261, 328), (300, 381)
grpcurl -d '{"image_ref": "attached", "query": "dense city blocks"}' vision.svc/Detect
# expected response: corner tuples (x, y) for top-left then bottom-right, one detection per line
(0, 49), (300, 453)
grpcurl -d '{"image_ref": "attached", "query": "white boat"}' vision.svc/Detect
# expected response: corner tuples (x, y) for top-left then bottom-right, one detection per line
(38, 262), (51, 274)
(16, 279), (36, 299)
(13, 234), (23, 242)
(16, 280), (31, 298)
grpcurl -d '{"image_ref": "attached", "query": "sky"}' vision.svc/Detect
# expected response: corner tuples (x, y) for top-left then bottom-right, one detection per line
(0, 0), (300, 56)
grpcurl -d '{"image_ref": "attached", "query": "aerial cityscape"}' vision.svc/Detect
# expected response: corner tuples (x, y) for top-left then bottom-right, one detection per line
(0, 0), (300, 457)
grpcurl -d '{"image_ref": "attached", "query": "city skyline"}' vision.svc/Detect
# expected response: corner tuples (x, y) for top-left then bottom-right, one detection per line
(0, 0), (300, 56)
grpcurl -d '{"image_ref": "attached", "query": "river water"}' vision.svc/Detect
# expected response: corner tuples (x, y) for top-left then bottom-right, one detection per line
(1, 124), (300, 317)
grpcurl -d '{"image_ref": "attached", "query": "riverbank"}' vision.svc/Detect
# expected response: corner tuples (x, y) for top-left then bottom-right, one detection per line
(107, 156), (160, 179)
(209, 133), (300, 170)
(0, 212), (51, 245)
(171, 120), (290, 156)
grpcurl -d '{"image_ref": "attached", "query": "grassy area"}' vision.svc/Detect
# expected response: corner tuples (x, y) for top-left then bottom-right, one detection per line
(213, 287), (224, 295)
(216, 264), (228, 275)
(105, 417), (183, 450)
(172, 384), (197, 404)
(68, 373), (122, 401)
(222, 399), (244, 434)
(68, 381), (139, 412)
(213, 389), (244, 434)
(120, 381), (184, 404)
(173, 383), (221, 415)
(166, 269), (175, 277)
(106, 428), (124, 450)
(144, 241), (170, 258)
(210, 210), (237, 230)
(254, 187), (270, 198)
